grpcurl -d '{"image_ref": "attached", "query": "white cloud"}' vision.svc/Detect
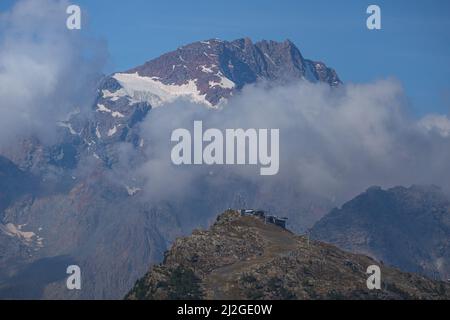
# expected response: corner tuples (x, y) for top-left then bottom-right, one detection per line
(0, 0), (106, 149)
(419, 114), (450, 137)
(122, 79), (450, 220)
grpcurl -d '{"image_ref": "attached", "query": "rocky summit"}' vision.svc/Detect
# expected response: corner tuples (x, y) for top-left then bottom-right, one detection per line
(126, 210), (449, 300)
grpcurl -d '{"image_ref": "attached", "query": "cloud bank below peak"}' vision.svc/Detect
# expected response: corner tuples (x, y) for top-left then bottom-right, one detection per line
(123, 78), (450, 214)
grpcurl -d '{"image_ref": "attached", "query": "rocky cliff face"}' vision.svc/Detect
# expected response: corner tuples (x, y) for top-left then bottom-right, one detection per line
(311, 185), (450, 281)
(126, 210), (449, 300)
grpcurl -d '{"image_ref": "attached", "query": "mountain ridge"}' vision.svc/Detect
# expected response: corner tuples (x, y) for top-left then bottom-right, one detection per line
(105, 37), (341, 107)
(126, 210), (450, 300)
(311, 185), (450, 281)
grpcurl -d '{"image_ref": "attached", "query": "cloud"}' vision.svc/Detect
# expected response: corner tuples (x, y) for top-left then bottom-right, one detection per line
(116, 78), (450, 227)
(419, 114), (450, 137)
(0, 0), (107, 149)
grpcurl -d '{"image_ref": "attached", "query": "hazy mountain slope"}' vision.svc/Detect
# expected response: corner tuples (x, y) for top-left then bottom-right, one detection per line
(311, 185), (450, 281)
(0, 156), (37, 212)
(126, 210), (449, 300)
(0, 157), (41, 292)
(0, 171), (182, 299)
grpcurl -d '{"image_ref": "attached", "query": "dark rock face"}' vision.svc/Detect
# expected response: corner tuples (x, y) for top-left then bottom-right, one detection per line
(126, 210), (450, 300)
(0, 156), (37, 213)
(311, 185), (450, 281)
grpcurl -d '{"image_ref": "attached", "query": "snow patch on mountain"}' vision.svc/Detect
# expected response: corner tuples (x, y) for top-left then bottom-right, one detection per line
(113, 72), (212, 107)
(1, 223), (35, 242)
(96, 125), (102, 139)
(264, 53), (275, 65)
(108, 126), (118, 137)
(209, 72), (235, 89)
(97, 104), (112, 113)
(96, 103), (125, 118)
(200, 65), (216, 73)
(102, 89), (125, 101)
(126, 185), (141, 196)
(111, 111), (125, 118)
(57, 121), (79, 135)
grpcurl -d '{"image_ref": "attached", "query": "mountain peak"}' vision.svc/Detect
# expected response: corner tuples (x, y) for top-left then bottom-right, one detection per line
(101, 38), (341, 108)
(62, 38), (342, 170)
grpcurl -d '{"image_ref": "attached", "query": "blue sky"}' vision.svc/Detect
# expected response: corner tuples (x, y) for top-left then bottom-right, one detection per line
(1, 0), (450, 116)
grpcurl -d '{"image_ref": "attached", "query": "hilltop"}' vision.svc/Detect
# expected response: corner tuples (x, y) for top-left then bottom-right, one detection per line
(126, 210), (449, 300)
